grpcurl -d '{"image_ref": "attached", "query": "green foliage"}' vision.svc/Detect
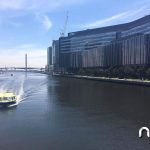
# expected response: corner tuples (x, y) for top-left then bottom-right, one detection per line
(123, 66), (135, 78)
(78, 69), (86, 75)
(146, 68), (150, 79)
(72, 65), (149, 80)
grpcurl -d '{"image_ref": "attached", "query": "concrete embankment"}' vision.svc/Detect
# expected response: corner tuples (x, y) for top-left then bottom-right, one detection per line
(53, 74), (150, 87)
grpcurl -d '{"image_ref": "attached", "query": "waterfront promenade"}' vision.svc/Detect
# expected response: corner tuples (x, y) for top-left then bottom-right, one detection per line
(54, 74), (150, 87)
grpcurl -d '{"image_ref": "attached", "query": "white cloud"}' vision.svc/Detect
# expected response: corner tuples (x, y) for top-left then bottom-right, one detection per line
(0, 0), (85, 12)
(0, 0), (25, 10)
(0, 45), (47, 68)
(18, 43), (38, 49)
(83, 6), (147, 29)
(7, 21), (21, 27)
(42, 15), (52, 30)
(34, 13), (53, 31)
(84, 12), (129, 28)
(0, 0), (87, 32)
(0, 0), (83, 30)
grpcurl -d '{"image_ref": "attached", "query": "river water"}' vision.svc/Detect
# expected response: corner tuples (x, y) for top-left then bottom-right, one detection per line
(0, 72), (150, 150)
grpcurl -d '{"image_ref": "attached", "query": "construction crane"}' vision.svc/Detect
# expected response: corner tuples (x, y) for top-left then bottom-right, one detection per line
(60, 11), (69, 37)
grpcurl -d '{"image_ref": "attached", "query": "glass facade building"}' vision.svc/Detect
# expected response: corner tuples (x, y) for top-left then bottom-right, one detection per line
(58, 15), (150, 70)
(52, 40), (59, 71)
(47, 46), (52, 66)
(46, 46), (53, 72)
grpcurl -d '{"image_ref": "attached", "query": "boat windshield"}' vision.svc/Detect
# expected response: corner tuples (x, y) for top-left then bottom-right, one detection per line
(0, 94), (16, 101)
(3, 97), (8, 100)
(0, 97), (15, 101)
(12, 96), (16, 100)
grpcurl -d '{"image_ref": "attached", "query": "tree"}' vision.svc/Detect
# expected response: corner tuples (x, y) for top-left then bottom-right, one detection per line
(146, 68), (150, 79)
(123, 66), (135, 78)
(136, 66), (145, 79)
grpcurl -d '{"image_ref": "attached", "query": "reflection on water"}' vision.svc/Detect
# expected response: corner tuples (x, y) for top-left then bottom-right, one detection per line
(0, 72), (150, 150)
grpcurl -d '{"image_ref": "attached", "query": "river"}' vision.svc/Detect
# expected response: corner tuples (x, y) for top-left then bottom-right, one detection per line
(0, 72), (150, 150)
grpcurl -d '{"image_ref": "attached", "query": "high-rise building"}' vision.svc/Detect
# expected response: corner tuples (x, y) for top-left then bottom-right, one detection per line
(46, 46), (52, 72)
(52, 40), (59, 71)
(48, 15), (150, 71)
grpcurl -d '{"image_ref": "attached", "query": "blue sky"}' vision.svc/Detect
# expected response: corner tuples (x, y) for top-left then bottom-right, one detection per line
(0, 0), (150, 67)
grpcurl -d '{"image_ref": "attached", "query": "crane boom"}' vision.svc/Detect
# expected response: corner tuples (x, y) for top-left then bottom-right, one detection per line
(60, 11), (69, 37)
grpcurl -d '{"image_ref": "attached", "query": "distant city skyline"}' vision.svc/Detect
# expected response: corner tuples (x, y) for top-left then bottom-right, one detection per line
(0, 0), (150, 67)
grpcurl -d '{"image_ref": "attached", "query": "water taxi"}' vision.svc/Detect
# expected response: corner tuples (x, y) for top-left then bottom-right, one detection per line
(0, 92), (17, 107)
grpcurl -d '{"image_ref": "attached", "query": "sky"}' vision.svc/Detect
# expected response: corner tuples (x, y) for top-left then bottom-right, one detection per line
(0, 0), (150, 67)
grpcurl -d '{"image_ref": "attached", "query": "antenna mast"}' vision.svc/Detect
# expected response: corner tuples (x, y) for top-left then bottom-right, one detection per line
(25, 53), (27, 72)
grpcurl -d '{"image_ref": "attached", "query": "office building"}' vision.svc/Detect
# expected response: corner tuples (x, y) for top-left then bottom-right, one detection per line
(46, 46), (53, 72)
(49, 15), (150, 71)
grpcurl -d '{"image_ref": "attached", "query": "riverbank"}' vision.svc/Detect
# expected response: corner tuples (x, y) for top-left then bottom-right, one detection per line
(53, 74), (150, 87)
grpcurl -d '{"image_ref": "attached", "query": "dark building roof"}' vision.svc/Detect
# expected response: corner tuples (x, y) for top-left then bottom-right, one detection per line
(68, 15), (150, 37)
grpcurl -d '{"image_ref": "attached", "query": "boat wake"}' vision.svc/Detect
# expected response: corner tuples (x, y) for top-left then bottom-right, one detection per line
(0, 72), (47, 108)
(8, 78), (25, 108)
(0, 73), (26, 108)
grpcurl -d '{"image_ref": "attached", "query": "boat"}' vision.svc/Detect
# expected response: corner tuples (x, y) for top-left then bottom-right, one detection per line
(0, 92), (17, 107)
